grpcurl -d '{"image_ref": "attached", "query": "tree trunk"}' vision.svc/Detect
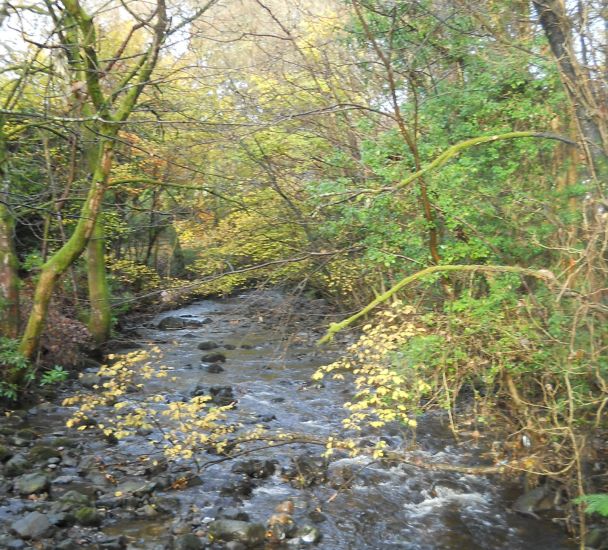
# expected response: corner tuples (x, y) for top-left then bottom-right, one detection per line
(86, 218), (111, 346)
(533, 0), (608, 178)
(19, 140), (114, 359)
(0, 128), (20, 338)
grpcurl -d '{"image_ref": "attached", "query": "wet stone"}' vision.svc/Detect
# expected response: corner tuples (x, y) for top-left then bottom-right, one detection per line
(174, 533), (205, 550)
(79, 372), (102, 389)
(219, 477), (253, 498)
(201, 352), (226, 363)
(231, 459), (276, 479)
(11, 511), (53, 539)
(14, 472), (50, 495)
(2, 537), (27, 549)
(0, 444), (13, 462)
(216, 507), (250, 521)
(207, 519), (266, 547)
(295, 525), (322, 544)
(116, 479), (157, 496)
(29, 445), (61, 463)
(74, 506), (102, 526)
(198, 341), (219, 351)
(98, 536), (128, 550)
(158, 316), (205, 330)
(284, 455), (327, 488)
(513, 485), (554, 517)
(204, 364), (225, 374)
(50, 489), (92, 516)
(209, 385), (235, 406)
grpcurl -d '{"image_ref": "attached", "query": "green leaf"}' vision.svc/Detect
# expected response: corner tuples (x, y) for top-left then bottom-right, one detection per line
(574, 494), (608, 517)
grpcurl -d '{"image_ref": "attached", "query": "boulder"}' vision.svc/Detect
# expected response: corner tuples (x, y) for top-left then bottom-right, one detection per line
(5, 454), (30, 477)
(11, 512), (53, 539)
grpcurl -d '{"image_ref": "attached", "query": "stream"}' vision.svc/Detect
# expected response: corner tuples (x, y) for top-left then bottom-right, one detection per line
(0, 290), (577, 549)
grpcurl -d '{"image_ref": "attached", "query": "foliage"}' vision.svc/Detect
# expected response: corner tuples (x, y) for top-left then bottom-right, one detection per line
(184, 190), (310, 295)
(62, 349), (238, 459)
(575, 494), (608, 517)
(0, 338), (32, 400)
(314, 302), (426, 445)
(39, 365), (69, 386)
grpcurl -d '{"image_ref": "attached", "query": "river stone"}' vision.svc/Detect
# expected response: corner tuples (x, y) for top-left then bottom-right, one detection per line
(15, 428), (37, 441)
(219, 477), (253, 498)
(1, 537), (26, 549)
(208, 519), (265, 546)
(209, 385), (235, 406)
(201, 352), (226, 363)
(98, 536), (127, 550)
(29, 445), (61, 463)
(295, 525), (322, 544)
(216, 507), (250, 521)
(198, 341), (219, 351)
(232, 459), (276, 479)
(158, 316), (204, 330)
(0, 444), (13, 462)
(174, 533), (204, 550)
(284, 454), (327, 488)
(4, 454), (29, 477)
(79, 372), (101, 388)
(51, 489), (91, 513)
(11, 511), (53, 539)
(116, 479), (157, 496)
(74, 506), (102, 526)
(513, 485), (554, 517)
(15, 472), (50, 495)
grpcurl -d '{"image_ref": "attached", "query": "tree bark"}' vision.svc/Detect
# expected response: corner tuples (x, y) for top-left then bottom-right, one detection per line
(532, 0), (608, 179)
(19, 140), (114, 359)
(0, 126), (20, 338)
(86, 218), (111, 346)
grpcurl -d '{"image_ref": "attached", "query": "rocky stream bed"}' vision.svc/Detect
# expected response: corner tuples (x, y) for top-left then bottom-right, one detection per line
(0, 290), (579, 549)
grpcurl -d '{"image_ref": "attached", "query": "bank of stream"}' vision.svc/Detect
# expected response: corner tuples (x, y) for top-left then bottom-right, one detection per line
(0, 290), (577, 549)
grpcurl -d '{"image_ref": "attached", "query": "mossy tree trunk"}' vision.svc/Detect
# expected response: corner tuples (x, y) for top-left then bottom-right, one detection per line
(17, 0), (169, 359)
(0, 126), (20, 338)
(87, 219), (111, 346)
(19, 139), (114, 358)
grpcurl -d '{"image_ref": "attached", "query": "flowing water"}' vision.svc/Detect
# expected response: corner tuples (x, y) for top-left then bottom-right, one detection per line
(0, 290), (577, 549)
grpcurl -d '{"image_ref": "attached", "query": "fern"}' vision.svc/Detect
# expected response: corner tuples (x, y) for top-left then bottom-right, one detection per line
(574, 494), (608, 517)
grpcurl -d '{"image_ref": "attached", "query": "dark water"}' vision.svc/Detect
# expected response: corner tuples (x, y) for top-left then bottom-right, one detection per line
(7, 290), (577, 549)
